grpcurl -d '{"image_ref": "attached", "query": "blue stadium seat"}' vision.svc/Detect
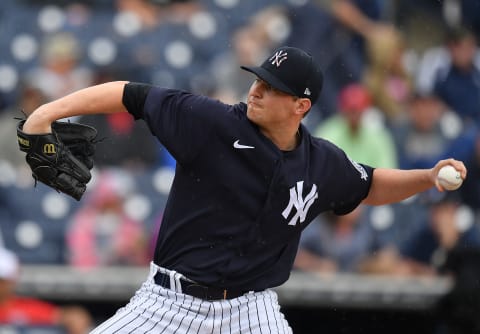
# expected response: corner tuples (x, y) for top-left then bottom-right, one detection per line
(366, 200), (429, 249)
(0, 183), (81, 264)
(131, 168), (170, 232)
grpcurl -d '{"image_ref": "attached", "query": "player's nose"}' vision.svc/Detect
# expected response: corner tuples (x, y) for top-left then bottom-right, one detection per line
(249, 79), (264, 97)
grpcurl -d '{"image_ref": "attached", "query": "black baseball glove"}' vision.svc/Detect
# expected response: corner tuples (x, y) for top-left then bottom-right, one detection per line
(17, 120), (98, 201)
(51, 120), (98, 169)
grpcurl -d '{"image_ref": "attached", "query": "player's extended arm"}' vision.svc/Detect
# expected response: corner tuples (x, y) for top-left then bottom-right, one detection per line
(363, 158), (467, 206)
(22, 81), (129, 134)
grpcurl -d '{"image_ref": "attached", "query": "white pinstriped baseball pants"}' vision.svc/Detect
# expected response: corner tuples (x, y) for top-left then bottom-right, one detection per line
(90, 262), (292, 334)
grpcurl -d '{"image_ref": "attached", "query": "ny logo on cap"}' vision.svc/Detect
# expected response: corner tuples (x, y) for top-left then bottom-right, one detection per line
(269, 50), (288, 67)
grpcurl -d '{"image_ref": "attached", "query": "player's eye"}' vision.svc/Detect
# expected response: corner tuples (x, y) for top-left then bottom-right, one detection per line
(254, 79), (272, 91)
(260, 80), (274, 91)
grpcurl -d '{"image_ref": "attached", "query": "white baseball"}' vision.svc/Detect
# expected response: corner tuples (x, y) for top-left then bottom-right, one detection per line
(437, 165), (463, 191)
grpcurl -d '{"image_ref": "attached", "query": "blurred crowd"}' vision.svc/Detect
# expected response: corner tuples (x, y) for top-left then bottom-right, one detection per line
(1, 0), (480, 332)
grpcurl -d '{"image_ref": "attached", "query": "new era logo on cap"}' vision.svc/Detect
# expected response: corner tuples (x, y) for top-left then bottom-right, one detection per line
(240, 46), (323, 103)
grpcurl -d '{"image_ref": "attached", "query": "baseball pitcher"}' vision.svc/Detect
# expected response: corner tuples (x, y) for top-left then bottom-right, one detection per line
(18, 46), (467, 333)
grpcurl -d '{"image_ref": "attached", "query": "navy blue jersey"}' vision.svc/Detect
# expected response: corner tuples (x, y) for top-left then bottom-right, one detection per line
(122, 83), (374, 291)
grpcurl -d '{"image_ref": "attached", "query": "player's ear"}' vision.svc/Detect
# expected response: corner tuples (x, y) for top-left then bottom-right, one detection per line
(295, 97), (311, 116)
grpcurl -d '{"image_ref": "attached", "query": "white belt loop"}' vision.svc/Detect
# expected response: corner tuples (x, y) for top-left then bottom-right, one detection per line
(174, 272), (183, 293)
(168, 270), (177, 292)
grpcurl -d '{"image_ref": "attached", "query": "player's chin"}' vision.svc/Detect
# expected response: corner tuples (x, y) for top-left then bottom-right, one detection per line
(246, 106), (257, 120)
(247, 108), (264, 124)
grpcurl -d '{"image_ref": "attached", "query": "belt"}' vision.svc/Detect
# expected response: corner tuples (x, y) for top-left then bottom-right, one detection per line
(153, 271), (248, 301)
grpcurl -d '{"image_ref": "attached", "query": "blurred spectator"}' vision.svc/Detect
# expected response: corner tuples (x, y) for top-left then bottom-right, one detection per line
(314, 83), (398, 168)
(391, 89), (479, 217)
(398, 193), (480, 276)
(294, 205), (384, 273)
(0, 247), (92, 333)
(432, 26), (480, 127)
(321, 0), (395, 118)
(24, 32), (94, 106)
(360, 192), (480, 276)
(363, 26), (414, 123)
(66, 169), (150, 267)
(210, 23), (271, 104)
(392, 92), (475, 170)
(329, 0), (392, 63)
(415, 26), (480, 96)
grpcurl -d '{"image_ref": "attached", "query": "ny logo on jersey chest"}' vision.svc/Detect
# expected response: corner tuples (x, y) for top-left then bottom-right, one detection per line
(282, 181), (318, 226)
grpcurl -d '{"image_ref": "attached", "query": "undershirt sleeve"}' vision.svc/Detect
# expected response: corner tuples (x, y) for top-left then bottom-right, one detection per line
(121, 82), (153, 120)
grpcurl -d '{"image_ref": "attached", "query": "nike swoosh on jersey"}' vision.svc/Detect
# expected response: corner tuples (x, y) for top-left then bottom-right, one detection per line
(233, 140), (255, 149)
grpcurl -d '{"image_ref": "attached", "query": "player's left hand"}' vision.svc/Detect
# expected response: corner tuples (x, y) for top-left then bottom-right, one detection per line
(17, 120), (97, 200)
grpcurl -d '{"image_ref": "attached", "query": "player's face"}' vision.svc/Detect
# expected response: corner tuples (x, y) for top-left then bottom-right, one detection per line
(246, 79), (298, 126)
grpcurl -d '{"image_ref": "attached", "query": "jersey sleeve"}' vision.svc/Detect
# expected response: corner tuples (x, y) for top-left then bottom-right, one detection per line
(320, 140), (374, 215)
(122, 82), (232, 164)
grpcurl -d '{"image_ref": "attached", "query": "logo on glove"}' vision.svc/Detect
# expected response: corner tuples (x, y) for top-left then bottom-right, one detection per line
(17, 136), (30, 148)
(43, 143), (56, 155)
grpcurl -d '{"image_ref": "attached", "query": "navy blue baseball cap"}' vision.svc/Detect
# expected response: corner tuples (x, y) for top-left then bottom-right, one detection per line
(241, 46), (323, 104)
